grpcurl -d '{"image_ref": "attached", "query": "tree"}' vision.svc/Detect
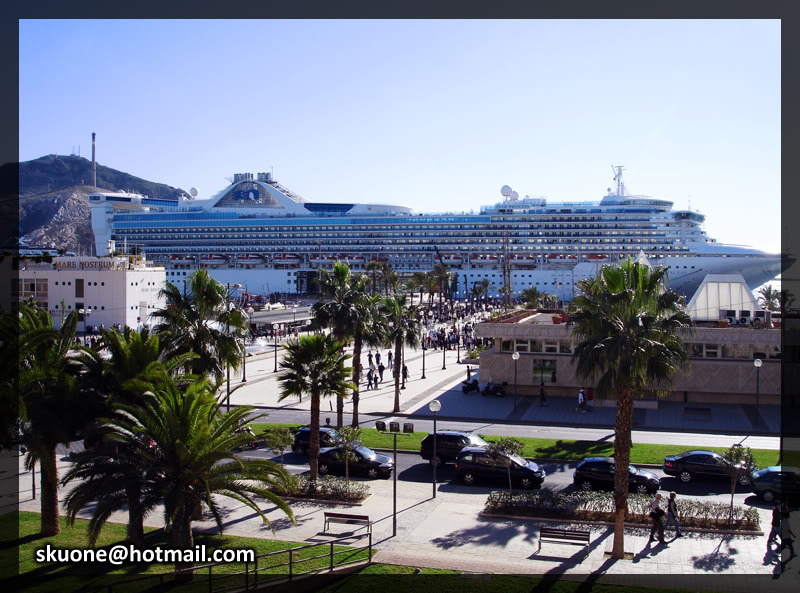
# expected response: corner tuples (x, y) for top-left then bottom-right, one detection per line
(757, 285), (780, 311)
(381, 262), (399, 297)
(412, 271), (429, 306)
(521, 287), (542, 309)
(432, 263), (451, 317)
(366, 260), (382, 294)
(568, 259), (693, 559)
(151, 269), (246, 386)
(277, 334), (355, 480)
(17, 305), (105, 536)
(486, 437), (524, 494)
(313, 262), (382, 427)
(721, 444), (757, 523)
(380, 295), (421, 413)
(335, 426), (363, 483)
(264, 426), (295, 467)
(425, 274), (439, 308)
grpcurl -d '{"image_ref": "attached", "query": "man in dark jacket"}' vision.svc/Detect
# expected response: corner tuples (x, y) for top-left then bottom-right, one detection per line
(649, 493), (666, 544)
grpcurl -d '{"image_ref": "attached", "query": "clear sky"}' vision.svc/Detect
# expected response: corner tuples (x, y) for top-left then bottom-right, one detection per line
(19, 19), (781, 257)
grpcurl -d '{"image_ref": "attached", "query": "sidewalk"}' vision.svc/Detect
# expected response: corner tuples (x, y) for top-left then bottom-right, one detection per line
(10, 454), (796, 589)
(231, 344), (780, 437)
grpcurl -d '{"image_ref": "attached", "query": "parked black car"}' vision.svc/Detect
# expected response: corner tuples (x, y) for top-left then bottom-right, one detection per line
(420, 431), (489, 466)
(662, 450), (755, 486)
(318, 444), (394, 479)
(292, 426), (340, 456)
(573, 457), (660, 494)
(750, 466), (800, 503)
(455, 447), (545, 489)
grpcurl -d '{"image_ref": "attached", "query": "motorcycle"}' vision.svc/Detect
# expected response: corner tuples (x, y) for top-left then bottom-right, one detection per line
(482, 381), (508, 397)
(462, 378), (479, 393)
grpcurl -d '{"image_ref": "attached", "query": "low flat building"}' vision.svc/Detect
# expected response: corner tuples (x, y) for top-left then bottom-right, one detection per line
(475, 312), (780, 406)
(11, 255), (167, 331)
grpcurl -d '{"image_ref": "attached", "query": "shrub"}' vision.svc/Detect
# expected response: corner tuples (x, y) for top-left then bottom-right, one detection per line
(289, 475), (370, 503)
(465, 344), (489, 360)
(485, 490), (760, 530)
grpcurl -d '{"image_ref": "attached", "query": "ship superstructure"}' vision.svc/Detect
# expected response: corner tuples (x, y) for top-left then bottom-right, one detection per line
(89, 168), (784, 302)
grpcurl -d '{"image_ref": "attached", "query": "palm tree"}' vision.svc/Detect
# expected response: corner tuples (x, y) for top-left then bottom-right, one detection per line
(313, 262), (377, 427)
(757, 285), (780, 311)
(432, 263), (450, 316)
(521, 287), (541, 309)
(366, 260), (382, 294)
(568, 259), (693, 559)
(278, 335), (354, 479)
(17, 305), (105, 536)
(425, 273), (439, 308)
(380, 295), (421, 413)
(103, 373), (294, 573)
(473, 278), (491, 308)
(151, 269), (246, 387)
(412, 271), (429, 306)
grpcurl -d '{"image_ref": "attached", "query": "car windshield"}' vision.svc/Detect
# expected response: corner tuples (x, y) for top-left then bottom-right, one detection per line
(508, 453), (528, 466)
(469, 434), (489, 447)
(629, 466), (638, 475)
(355, 446), (375, 459)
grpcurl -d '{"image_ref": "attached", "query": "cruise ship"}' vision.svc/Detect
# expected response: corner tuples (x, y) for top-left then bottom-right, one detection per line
(89, 167), (784, 302)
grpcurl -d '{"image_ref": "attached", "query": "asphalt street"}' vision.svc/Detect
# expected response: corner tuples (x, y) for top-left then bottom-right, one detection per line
(237, 448), (765, 509)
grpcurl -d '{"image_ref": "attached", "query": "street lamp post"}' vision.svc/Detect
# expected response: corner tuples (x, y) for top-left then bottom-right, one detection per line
(442, 333), (447, 371)
(421, 342), (426, 380)
(754, 358), (762, 406)
(457, 326), (461, 363)
(512, 351), (520, 412)
(376, 421), (413, 537)
(429, 399), (441, 498)
(401, 347), (406, 390)
(273, 326), (278, 373)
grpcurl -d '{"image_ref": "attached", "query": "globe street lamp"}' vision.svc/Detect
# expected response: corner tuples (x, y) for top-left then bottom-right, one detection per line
(512, 351), (520, 412)
(754, 358), (762, 407)
(429, 399), (441, 498)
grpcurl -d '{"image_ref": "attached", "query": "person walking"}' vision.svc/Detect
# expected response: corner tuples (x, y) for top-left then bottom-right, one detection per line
(375, 351), (381, 366)
(402, 363), (409, 383)
(767, 500), (782, 547)
(779, 503), (796, 559)
(378, 362), (385, 383)
(664, 491), (682, 537)
(366, 368), (374, 390)
(368, 351), (373, 366)
(648, 493), (666, 544)
(576, 388), (585, 413)
(587, 387), (594, 412)
(539, 382), (549, 407)
(387, 351), (393, 370)
(466, 366), (472, 381)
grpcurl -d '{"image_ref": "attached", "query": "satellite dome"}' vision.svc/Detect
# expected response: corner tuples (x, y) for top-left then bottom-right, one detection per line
(501, 185), (512, 197)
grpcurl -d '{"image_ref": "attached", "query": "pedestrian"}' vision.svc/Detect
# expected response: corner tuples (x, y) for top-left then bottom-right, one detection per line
(780, 503), (796, 559)
(576, 388), (585, 413)
(368, 351), (373, 366)
(467, 366), (472, 381)
(375, 351), (381, 366)
(387, 351), (393, 370)
(371, 372), (378, 390)
(665, 491), (682, 537)
(538, 382), (549, 407)
(648, 493), (666, 543)
(378, 362), (385, 383)
(402, 363), (409, 383)
(768, 500), (782, 546)
(366, 368), (374, 390)
(587, 387), (594, 412)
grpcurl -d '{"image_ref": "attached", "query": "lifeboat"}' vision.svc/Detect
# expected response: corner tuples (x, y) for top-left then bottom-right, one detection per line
(471, 254), (498, 262)
(273, 254), (302, 263)
(344, 255), (366, 265)
(199, 254), (228, 265)
(441, 255), (463, 265)
(236, 254), (264, 264)
(310, 254), (336, 264)
(588, 253), (609, 260)
(170, 255), (195, 263)
(370, 256), (388, 263)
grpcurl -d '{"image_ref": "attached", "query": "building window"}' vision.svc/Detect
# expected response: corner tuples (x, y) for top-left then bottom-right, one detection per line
(559, 341), (573, 354)
(532, 359), (556, 382)
(544, 341), (559, 353)
(75, 279), (84, 298)
(501, 340), (513, 352)
(515, 339), (529, 353)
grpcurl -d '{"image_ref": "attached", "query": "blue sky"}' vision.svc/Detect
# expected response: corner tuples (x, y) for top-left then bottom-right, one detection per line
(19, 19), (781, 257)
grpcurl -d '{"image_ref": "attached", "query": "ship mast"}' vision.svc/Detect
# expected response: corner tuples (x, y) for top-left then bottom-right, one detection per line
(612, 165), (626, 196)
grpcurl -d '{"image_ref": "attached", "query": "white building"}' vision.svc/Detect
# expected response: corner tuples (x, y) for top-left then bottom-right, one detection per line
(15, 255), (167, 331)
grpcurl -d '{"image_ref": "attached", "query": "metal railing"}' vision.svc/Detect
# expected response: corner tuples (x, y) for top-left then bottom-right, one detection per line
(93, 532), (372, 593)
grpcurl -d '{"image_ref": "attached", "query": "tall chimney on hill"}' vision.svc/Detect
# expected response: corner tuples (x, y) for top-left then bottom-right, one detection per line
(91, 132), (97, 187)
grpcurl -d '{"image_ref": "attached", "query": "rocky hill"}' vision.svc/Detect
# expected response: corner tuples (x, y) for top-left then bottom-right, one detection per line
(9, 154), (189, 253)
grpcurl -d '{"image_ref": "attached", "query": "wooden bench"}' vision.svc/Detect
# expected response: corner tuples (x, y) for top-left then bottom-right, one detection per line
(323, 512), (372, 534)
(537, 528), (590, 556)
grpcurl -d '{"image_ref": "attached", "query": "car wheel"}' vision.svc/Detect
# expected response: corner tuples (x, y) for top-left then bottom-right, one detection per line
(679, 471), (692, 483)
(367, 468), (379, 479)
(635, 483), (649, 495)
(319, 464), (329, 475)
(520, 478), (534, 490)
(738, 473), (751, 486)
(580, 480), (593, 491)
(462, 472), (476, 485)
(293, 444), (306, 456)
(430, 455), (442, 467)
(761, 490), (776, 503)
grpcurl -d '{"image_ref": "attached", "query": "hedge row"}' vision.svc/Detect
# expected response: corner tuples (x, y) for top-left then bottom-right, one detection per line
(284, 475), (370, 503)
(485, 490), (761, 531)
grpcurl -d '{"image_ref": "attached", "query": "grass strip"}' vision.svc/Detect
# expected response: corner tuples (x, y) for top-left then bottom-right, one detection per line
(250, 423), (780, 467)
(5, 511), (370, 592)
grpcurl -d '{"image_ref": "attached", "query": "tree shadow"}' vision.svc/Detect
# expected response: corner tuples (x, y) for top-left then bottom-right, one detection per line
(689, 536), (739, 572)
(428, 516), (540, 551)
(532, 440), (614, 461)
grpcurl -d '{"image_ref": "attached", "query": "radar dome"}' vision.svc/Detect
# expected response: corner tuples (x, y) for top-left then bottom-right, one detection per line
(190, 187), (198, 197)
(511, 191), (519, 200)
(501, 185), (512, 197)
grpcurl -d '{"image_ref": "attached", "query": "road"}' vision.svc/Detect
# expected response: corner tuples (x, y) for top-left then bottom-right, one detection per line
(247, 408), (781, 450)
(237, 448), (765, 508)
